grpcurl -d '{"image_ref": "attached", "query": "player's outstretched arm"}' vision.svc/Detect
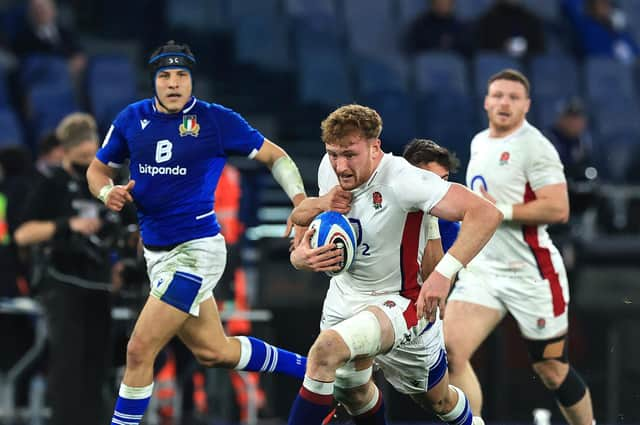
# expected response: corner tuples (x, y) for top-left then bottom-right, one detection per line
(417, 184), (502, 321)
(253, 139), (306, 207)
(87, 159), (135, 212)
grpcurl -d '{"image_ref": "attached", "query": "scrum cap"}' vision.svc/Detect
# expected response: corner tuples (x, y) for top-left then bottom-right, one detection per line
(148, 40), (196, 79)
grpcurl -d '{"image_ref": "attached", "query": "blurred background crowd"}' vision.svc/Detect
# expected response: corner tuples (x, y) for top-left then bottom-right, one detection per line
(0, 0), (639, 424)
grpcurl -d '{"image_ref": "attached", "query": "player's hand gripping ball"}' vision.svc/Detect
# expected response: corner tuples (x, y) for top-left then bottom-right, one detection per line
(309, 211), (356, 276)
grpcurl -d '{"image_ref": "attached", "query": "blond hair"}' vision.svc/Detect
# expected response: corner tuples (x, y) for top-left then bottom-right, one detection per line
(320, 104), (382, 145)
(56, 113), (98, 150)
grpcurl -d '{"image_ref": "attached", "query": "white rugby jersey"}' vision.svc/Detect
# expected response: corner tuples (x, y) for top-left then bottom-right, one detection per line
(318, 153), (450, 300)
(466, 120), (567, 279)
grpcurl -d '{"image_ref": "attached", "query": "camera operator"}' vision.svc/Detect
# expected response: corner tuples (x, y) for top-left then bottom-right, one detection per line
(14, 112), (119, 424)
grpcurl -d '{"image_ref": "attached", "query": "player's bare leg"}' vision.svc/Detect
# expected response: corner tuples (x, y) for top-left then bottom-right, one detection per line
(124, 296), (190, 386)
(533, 358), (594, 425)
(289, 307), (395, 424)
(444, 300), (502, 415)
(178, 297), (242, 367)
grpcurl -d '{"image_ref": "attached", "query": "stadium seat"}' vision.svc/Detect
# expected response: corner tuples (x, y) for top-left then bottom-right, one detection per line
(592, 97), (640, 139)
(417, 92), (476, 176)
(414, 52), (469, 95)
(21, 54), (71, 88)
(28, 83), (78, 141)
(530, 54), (580, 98)
(284, 0), (336, 19)
(166, 0), (227, 32)
(594, 133), (639, 183)
(472, 52), (523, 96)
(520, 0), (559, 22)
(229, 0), (280, 25)
(234, 15), (292, 72)
(87, 55), (137, 131)
(356, 55), (410, 96)
(397, 0), (429, 26)
(455, 0), (493, 21)
(584, 57), (635, 102)
(295, 39), (353, 107)
(361, 90), (418, 154)
(0, 108), (24, 148)
(342, 0), (400, 58)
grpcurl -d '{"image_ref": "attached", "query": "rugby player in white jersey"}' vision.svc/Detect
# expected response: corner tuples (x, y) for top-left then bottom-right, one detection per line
(285, 104), (501, 425)
(444, 69), (594, 425)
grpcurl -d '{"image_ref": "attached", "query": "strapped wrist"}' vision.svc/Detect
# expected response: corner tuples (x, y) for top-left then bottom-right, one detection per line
(495, 203), (513, 221)
(98, 184), (114, 204)
(271, 156), (306, 201)
(434, 253), (463, 280)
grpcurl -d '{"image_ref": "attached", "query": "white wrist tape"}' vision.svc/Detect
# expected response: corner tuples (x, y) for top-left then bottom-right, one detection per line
(98, 184), (114, 204)
(271, 155), (306, 201)
(426, 215), (440, 240)
(434, 253), (463, 280)
(496, 203), (513, 221)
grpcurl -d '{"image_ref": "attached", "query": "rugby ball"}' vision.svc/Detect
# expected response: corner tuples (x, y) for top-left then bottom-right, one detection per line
(309, 211), (356, 276)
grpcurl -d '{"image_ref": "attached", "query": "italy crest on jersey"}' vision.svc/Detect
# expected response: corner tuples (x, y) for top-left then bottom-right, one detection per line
(179, 114), (200, 137)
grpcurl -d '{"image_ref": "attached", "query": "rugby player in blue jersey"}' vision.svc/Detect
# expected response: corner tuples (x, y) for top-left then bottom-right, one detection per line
(403, 139), (461, 253)
(87, 40), (310, 425)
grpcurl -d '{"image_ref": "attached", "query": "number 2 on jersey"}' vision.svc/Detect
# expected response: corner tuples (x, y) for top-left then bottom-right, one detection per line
(348, 218), (371, 256)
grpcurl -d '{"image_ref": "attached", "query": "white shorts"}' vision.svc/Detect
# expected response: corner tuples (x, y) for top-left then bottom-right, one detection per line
(144, 234), (226, 316)
(449, 264), (570, 339)
(321, 283), (445, 394)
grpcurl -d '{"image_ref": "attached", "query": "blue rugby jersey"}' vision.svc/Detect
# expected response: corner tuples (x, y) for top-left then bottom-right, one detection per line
(96, 97), (264, 246)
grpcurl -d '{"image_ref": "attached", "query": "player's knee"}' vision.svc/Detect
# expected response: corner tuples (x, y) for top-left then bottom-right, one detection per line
(550, 366), (588, 407)
(532, 359), (568, 389)
(308, 330), (350, 372)
(126, 335), (155, 369)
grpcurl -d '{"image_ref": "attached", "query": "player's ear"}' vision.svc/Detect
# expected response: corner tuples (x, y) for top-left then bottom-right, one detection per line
(372, 138), (382, 156)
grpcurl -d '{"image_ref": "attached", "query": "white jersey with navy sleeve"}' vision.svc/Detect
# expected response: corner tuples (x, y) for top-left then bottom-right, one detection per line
(318, 153), (451, 299)
(97, 97), (264, 246)
(465, 120), (568, 316)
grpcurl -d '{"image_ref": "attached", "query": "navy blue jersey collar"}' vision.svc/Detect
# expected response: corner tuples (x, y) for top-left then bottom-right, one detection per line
(151, 96), (197, 116)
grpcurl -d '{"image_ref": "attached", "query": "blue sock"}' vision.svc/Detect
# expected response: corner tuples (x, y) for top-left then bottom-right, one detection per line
(353, 386), (387, 424)
(438, 385), (473, 425)
(288, 376), (334, 425)
(111, 383), (153, 425)
(235, 336), (307, 379)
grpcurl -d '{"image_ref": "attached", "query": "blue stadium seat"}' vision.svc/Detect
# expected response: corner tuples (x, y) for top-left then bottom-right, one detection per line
(21, 54), (71, 88)
(619, 0), (640, 46)
(28, 83), (78, 141)
(414, 52), (469, 95)
(530, 54), (580, 98)
(585, 57), (635, 102)
(520, 0), (559, 22)
(0, 108), (24, 148)
(166, 0), (227, 32)
(473, 52), (523, 96)
(398, 0), (429, 26)
(595, 133), (639, 182)
(229, 0), (280, 25)
(235, 15), (292, 71)
(295, 37), (353, 107)
(343, 0), (400, 58)
(356, 55), (410, 96)
(87, 55), (137, 131)
(455, 0), (493, 21)
(593, 97), (640, 139)
(284, 0), (337, 19)
(531, 95), (570, 131)
(361, 90), (418, 154)
(418, 92), (476, 176)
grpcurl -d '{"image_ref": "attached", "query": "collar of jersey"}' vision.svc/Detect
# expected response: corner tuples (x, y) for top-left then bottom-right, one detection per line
(151, 96), (197, 116)
(488, 120), (529, 142)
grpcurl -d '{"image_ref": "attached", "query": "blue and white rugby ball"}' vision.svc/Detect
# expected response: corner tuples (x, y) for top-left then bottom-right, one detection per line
(309, 211), (357, 276)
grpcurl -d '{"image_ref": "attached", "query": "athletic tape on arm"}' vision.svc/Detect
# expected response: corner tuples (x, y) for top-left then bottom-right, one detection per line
(271, 155), (306, 200)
